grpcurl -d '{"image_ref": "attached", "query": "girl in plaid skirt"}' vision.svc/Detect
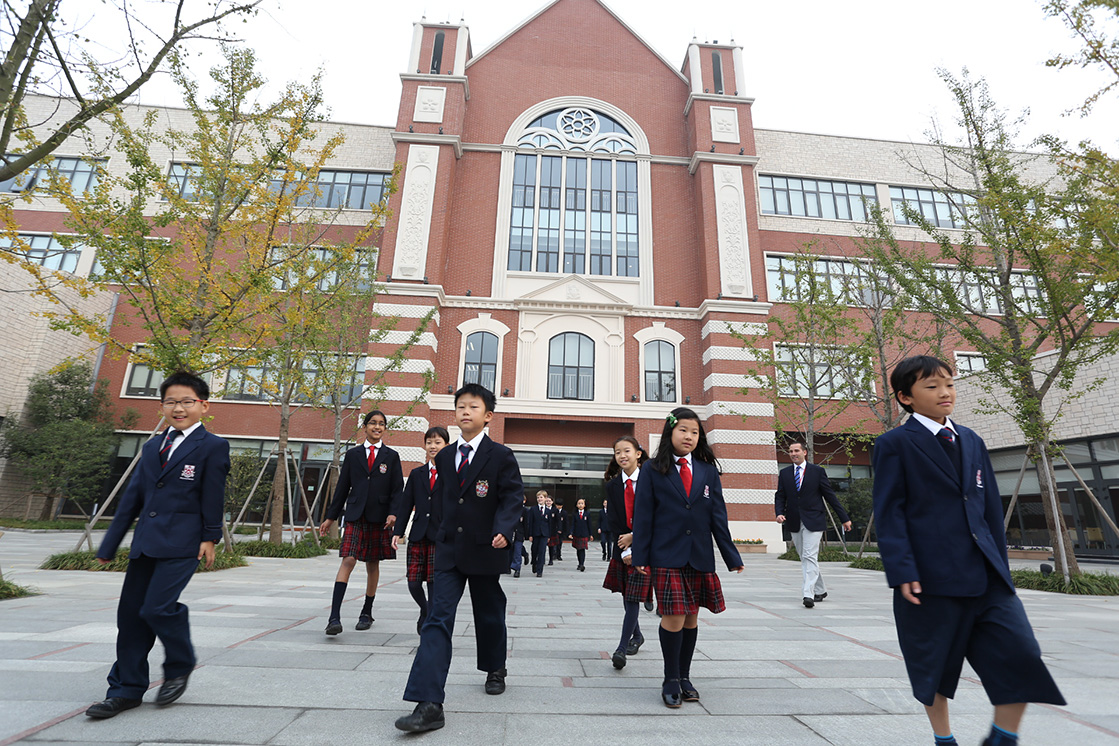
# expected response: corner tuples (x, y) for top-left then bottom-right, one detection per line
(601, 436), (651, 670)
(631, 408), (743, 708)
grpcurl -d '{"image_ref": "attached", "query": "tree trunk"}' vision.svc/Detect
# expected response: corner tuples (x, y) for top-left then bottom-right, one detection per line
(268, 412), (292, 544)
(1033, 439), (1080, 579)
(37, 494), (55, 522)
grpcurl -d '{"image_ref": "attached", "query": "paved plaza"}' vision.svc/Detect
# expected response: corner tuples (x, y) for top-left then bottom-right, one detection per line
(1, 530), (1117, 746)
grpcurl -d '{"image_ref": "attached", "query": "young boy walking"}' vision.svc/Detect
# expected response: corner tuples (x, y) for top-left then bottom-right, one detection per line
(873, 356), (1065, 746)
(86, 371), (230, 719)
(395, 384), (524, 732)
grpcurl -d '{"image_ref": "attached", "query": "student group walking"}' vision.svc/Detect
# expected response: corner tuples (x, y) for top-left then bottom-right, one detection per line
(84, 363), (1065, 745)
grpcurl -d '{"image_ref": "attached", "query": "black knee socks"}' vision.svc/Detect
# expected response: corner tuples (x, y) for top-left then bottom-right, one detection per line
(330, 581), (347, 620)
(618, 600), (640, 651)
(577, 548), (586, 566)
(659, 626), (682, 689)
(407, 580), (428, 616)
(360, 594), (375, 617)
(679, 626), (698, 680)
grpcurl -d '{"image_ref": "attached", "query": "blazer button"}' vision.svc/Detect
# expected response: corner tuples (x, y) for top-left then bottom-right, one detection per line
(457, 526), (463, 533)
(459, 498), (464, 504)
(685, 529), (692, 535)
(156, 482), (164, 488)
(425, 512), (430, 517)
(149, 511), (157, 517)
(972, 532), (979, 540)
(686, 504), (691, 510)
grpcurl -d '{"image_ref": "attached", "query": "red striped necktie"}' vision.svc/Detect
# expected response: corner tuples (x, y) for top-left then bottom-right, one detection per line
(678, 457), (692, 496)
(159, 429), (182, 467)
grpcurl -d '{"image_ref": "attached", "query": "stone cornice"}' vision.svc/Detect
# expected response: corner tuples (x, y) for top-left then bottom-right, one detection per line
(684, 92), (755, 118)
(390, 131), (464, 158)
(688, 151), (761, 174)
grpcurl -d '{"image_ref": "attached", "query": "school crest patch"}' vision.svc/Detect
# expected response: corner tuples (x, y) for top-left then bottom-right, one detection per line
(976, 470), (983, 488)
(704, 485), (710, 498)
(180, 464), (196, 481)
(379, 463), (388, 474)
(476, 480), (489, 498)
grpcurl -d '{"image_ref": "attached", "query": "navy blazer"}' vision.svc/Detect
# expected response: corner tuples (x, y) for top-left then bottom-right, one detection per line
(570, 508), (591, 539)
(394, 463), (439, 542)
(598, 506), (611, 537)
(774, 461), (850, 533)
(630, 460), (742, 572)
(525, 504), (552, 538)
(432, 435), (524, 575)
(98, 425), (230, 560)
(872, 416), (1012, 596)
(325, 442), (404, 523)
(605, 475), (633, 536)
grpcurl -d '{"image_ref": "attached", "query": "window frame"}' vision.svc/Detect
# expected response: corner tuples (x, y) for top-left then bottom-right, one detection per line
(547, 332), (595, 401)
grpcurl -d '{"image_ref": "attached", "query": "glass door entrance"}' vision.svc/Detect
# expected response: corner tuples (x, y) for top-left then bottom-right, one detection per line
(1061, 484), (1119, 557)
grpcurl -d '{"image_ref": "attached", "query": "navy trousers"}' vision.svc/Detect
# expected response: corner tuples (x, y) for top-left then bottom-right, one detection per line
(403, 567), (507, 704)
(510, 539), (524, 571)
(107, 555), (199, 699)
(530, 536), (548, 574)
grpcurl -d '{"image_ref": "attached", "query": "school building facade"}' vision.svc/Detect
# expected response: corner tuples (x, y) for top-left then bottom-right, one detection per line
(4, 0), (1116, 554)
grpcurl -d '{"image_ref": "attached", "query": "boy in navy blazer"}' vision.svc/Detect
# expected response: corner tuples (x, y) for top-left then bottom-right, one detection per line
(319, 410), (404, 635)
(873, 356), (1064, 746)
(525, 490), (552, 577)
(395, 384), (524, 733)
(392, 426), (449, 634)
(86, 371), (230, 719)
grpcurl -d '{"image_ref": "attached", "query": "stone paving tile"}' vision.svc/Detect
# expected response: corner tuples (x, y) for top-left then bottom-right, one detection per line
(3, 530), (1118, 745)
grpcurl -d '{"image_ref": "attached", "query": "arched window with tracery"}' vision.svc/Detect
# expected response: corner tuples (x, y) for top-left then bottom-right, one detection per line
(508, 107), (640, 278)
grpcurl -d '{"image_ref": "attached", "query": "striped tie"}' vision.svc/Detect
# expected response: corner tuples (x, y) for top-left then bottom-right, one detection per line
(159, 429), (182, 467)
(457, 444), (472, 487)
(937, 427), (955, 445)
(795, 465), (803, 492)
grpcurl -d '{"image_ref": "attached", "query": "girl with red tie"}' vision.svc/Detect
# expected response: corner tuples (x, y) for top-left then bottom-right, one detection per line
(569, 498), (592, 571)
(631, 408), (743, 708)
(601, 436), (651, 669)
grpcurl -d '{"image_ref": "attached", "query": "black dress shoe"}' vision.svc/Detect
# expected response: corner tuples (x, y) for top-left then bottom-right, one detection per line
(611, 648), (626, 669)
(548, 560), (553, 565)
(325, 618), (343, 635)
(536, 571), (543, 577)
(644, 600), (654, 612)
(395, 702), (445, 732)
(155, 674), (190, 706)
(484, 668), (507, 695)
(680, 678), (700, 701)
(514, 569), (520, 578)
(86, 697), (141, 719)
(661, 679), (682, 708)
(814, 592), (828, 602)
(803, 597), (815, 608)
(355, 613), (373, 631)
(626, 634), (644, 656)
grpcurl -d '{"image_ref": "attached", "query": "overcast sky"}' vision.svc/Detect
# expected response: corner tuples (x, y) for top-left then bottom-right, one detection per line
(110, 0), (1118, 150)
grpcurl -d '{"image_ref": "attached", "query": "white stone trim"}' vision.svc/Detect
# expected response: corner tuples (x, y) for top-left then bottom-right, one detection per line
(703, 372), (746, 391)
(388, 416), (430, 433)
(732, 47), (747, 97)
(633, 322), (685, 405)
(456, 313), (511, 392)
(407, 23), (424, 74)
(702, 345), (760, 364)
(413, 86), (447, 124)
(392, 144), (440, 280)
(364, 356), (434, 375)
(379, 330), (438, 350)
(367, 385), (428, 402)
(719, 458), (779, 475)
(723, 488), (775, 504)
(516, 312), (625, 402)
(452, 24), (470, 76)
(711, 106), (740, 144)
(702, 319), (767, 338)
(707, 428), (777, 446)
(713, 163), (753, 298)
(393, 446), (428, 463)
(687, 44), (703, 95)
(371, 302), (439, 321)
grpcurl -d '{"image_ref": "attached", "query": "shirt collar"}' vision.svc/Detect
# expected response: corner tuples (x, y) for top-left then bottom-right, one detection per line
(170, 422), (201, 440)
(623, 468), (639, 485)
(912, 412), (957, 438)
(366, 440), (381, 453)
(457, 430), (486, 452)
(675, 452), (693, 470)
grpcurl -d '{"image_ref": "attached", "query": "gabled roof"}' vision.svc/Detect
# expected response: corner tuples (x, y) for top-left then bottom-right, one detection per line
(466, 0), (688, 84)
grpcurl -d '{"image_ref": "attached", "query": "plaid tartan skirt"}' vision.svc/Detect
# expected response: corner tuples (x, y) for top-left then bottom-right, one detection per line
(406, 538), (435, 584)
(339, 519), (396, 563)
(651, 564), (725, 616)
(571, 537), (589, 550)
(602, 557), (654, 604)
(548, 535), (561, 547)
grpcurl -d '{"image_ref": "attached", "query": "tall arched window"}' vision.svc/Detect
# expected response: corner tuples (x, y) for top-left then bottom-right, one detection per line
(548, 332), (594, 400)
(463, 331), (498, 391)
(508, 108), (640, 278)
(644, 340), (676, 402)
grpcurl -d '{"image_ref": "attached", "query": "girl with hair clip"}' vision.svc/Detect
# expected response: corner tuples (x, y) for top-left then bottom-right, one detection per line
(631, 408), (743, 708)
(601, 436), (652, 670)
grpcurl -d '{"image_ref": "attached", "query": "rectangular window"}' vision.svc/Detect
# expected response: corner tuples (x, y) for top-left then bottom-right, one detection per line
(224, 363), (275, 401)
(616, 161), (639, 277)
(758, 174), (877, 221)
(292, 355), (365, 406)
(954, 352), (987, 375)
(775, 344), (870, 400)
(535, 156), (562, 272)
(890, 186), (976, 229)
(0, 234), (83, 273)
(167, 162), (203, 201)
(508, 154), (536, 271)
(284, 170), (390, 210)
(589, 160), (612, 275)
(765, 254), (883, 307)
(1, 154), (103, 195)
(563, 158), (587, 273)
(126, 362), (164, 397)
